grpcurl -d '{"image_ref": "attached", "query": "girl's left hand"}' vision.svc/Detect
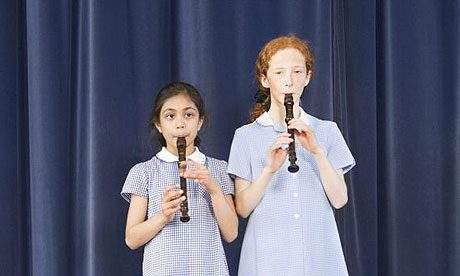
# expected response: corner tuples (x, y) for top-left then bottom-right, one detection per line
(288, 118), (322, 155)
(180, 160), (220, 195)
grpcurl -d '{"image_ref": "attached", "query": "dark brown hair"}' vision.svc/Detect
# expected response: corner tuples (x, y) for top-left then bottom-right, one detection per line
(149, 82), (206, 149)
(250, 35), (314, 122)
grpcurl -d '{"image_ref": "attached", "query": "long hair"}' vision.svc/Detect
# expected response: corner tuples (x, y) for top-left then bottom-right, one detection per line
(149, 82), (207, 149)
(250, 35), (314, 122)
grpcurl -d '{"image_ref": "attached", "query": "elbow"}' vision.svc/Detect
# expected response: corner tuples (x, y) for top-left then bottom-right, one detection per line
(223, 220), (239, 243)
(223, 230), (238, 243)
(125, 232), (141, 250)
(125, 237), (139, 250)
(236, 204), (250, 219)
(235, 198), (251, 218)
(221, 211), (239, 243)
(333, 195), (348, 209)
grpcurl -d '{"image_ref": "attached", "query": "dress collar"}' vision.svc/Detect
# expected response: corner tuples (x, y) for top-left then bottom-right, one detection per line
(156, 146), (206, 165)
(256, 107), (311, 132)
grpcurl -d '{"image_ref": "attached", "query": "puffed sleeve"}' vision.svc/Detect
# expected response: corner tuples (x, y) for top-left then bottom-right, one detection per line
(227, 128), (253, 182)
(217, 160), (235, 195)
(326, 122), (356, 174)
(120, 162), (149, 202)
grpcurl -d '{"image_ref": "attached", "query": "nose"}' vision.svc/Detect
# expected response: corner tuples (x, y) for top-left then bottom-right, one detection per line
(285, 73), (293, 87)
(176, 117), (186, 129)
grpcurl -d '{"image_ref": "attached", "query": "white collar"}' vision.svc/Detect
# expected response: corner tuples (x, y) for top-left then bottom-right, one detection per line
(156, 146), (206, 165)
(256, 107), (311, 131)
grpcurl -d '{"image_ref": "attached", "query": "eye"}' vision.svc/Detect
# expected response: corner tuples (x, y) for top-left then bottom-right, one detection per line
(185, 112), (194, 118)
(165, 113), (174, 119)
(295, 70), (303, 74)
(274, 71), (283, 75)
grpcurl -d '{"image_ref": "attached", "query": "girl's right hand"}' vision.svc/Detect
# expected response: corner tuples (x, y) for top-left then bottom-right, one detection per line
(265, 133), (294, 174)
(160, 184), (185, 222)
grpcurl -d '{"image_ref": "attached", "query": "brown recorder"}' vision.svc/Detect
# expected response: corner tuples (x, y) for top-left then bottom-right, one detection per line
(176, 137), (190, 222)
(284, 94), (299, 173)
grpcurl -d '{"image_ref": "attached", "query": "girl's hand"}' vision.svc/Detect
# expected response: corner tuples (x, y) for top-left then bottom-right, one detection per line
(265, 133), (293, 173)
(180, 160), (221, 195)
(161, 184), (185, 222)
(288, 118), (322, 155)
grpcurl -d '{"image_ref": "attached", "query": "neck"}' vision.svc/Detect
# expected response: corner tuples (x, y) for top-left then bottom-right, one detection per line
(268, 101), (301, 126)
(166, 144), (196, 157)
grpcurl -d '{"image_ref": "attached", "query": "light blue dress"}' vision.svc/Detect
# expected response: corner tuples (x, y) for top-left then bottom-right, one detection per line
(228, 109), (355, 276)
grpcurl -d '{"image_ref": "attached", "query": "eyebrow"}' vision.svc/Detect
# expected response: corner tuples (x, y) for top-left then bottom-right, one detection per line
(272, 65), (306, 70)
(162, 106), (198, 113)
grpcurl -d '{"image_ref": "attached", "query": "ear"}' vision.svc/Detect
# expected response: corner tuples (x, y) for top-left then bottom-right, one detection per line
(304, 70), (312, 87)
(261, 75), (270, 89)
(197, 118), (204, 132)
(155, 122), (162, 133)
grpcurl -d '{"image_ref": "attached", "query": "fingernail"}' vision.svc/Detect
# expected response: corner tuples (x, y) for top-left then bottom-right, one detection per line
(179, 190), (184, 194)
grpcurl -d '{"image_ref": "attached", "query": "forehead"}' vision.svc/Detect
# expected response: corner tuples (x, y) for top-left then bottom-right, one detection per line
(269, 48), (306, 68)
(161, 93), (198, 111)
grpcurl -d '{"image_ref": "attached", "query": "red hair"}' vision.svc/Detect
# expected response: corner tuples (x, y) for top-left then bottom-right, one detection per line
(250, 35), (314, 122)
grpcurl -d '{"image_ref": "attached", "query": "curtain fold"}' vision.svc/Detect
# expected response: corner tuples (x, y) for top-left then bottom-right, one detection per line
(376, 1), (460, 275)
(1, 1), (459, 275)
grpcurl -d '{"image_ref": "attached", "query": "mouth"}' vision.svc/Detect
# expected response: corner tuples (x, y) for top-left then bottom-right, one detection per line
(175, 135), (188, 141)
(282, 92), (296, 99)
(175, 134), (190, 143)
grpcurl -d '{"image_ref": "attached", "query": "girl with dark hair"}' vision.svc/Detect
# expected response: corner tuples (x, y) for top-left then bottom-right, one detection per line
(228, 35), (355, 276)
(121, 82), (238, 276)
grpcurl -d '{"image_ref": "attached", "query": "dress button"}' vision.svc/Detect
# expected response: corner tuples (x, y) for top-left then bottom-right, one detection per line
(294, 213), (300, 219)
(293, 192), (298, 198)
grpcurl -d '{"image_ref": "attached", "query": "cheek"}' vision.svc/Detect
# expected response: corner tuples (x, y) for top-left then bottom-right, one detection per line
(158, 122), (173, 136)
(191, 120), (201, 132)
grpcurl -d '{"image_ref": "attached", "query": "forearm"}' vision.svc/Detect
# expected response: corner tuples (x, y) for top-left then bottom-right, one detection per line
(125, 212), (168, 250)
(313, 149), (348, 209)
(210, 192), (238, 242)
(235, 168), (274, 218)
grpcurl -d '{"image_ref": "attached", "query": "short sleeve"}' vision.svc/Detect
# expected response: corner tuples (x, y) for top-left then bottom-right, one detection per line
(120, 163), (149, 203)
(326, 122), (356, 174)
(227, 128), (252, 182)
(217, 160), (235, 195)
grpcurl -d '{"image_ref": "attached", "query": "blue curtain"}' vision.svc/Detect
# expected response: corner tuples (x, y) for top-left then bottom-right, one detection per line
(1, 1), (459, 275)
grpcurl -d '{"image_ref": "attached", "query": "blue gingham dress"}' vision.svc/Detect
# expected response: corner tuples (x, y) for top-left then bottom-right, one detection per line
(228, 109), (355, 276)
(121, 147), (234, 276)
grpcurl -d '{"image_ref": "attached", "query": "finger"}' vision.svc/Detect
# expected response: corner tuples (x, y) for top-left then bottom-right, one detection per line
(179, 161), (186, 169)
(184, 167), (208, 176)
(163, 205), (180, 216)
(278, 137), (294, 143)
(188, 160), (208, 171)
(181, 160), (203, 169)
(287, 118), (299, 125)
(288, 118), (303, 123)
(165, 196), (186, 208)
(179, 160), (191, 169)
(163, 184), (179, 198)
(183, 173), (206, 181)
(273, 133), (292, 143)
(271, 144), (290, 154)
(183, 167), (208, 178)
(185, 176), (207, 184)
(300, 126), (315, 137)
(288, 122), (308, 132)
(270, 147), (289, 157)
(276, 133), (292, 139)
(272, 138), (294, 148)
(171, 206), (180, 213)
(163, 190), (183, 203)
(186, 167), (210, 176)
(293, 128), (305, 137)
